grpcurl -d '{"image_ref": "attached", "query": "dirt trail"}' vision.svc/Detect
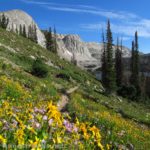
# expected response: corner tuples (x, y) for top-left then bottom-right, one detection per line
(57, 85), (79, 111)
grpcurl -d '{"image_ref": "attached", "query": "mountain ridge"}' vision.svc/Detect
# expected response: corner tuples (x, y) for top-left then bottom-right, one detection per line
(0, 9), (135, 70)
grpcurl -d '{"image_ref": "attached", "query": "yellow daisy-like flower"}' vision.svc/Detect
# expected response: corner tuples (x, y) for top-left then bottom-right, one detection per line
(14, 128), (25, 146)
(0, 135), (7, 144)
(27, 126), (37, 135)
(29, 136), (42, 150)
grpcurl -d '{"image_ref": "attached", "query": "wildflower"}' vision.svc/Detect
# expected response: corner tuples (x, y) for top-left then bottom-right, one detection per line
(48, 119), (53, 126)
(27, 126), (37, 135)
(14, 128), (25, 146)
(29, 136), (42, 150)
(53, 133), (62, 144)
(63, 120), (73, 132)
(43, 115), (48, 121)
(73, 126), (78, 133)
(90, 126), (99, 136)
(75, 117), (80, 126)
(0, 135), (7, 144)
(106, 144), (111, 150)
(34, 122), (41, 129)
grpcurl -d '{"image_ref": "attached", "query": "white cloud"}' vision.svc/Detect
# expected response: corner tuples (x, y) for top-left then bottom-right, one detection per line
(81, 19), (150, 38)
(21, 0), (138, 20)
(21, 0), (150, 39)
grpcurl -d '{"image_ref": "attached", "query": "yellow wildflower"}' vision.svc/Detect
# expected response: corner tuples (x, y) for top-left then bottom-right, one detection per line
(29, 136), (42, 150)
(27, 126), (37, 135)
(14, 128), (25, 146)
(0, 135), (7, 144)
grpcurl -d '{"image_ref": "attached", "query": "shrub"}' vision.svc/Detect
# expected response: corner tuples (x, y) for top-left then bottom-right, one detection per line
(31, 58), (48, 78)
(117, 85), (137, 100)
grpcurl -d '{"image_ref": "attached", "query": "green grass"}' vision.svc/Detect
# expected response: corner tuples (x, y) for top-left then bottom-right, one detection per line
(0, 27), (150, 149)
(68, 93), (150, 149)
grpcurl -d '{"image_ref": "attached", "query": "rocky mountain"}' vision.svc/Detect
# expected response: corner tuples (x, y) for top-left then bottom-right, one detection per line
(56, 34), (131, 70)
(0, 9), (46, 47)
(0, 9), (131, 71)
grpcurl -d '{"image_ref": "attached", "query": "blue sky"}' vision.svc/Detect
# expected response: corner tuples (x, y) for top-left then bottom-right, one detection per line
(0, 0), (150, 53)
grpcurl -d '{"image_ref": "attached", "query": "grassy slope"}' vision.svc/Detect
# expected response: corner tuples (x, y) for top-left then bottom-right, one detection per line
(0, 28), (150, 149)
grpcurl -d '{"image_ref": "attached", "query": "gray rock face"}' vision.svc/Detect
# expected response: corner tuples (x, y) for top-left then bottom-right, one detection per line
(56, 34), (131, 70)
(56, 34), (99, 70)
(0, 9), (46, 47)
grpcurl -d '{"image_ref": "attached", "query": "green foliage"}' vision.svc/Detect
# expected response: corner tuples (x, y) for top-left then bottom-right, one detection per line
(68, 93), (150, 149)
(101, 30), (107, 86)
(31, 58), (48, 78)
(22, 24), (27, 38)
(44, 27), (57, 53)
(130, 32), (140, 99)
(115, 38), (123, 87)
(0, 23), (150, 149)
(0, 13), (9, 29)
(102, 20), (116, 94)
(117, 85), (137, 100)
(28, 24), (37, 43)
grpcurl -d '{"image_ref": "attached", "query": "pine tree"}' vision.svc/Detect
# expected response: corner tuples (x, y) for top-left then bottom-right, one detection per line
(130, 40), (135, 85)
(0, 13), (9, 29)
(22, 25), (27, 38)
(44, 27), (57, 53)
(19, 24), (23, 36)
(115, 37), (123, 87)
(45, 27), (53, 51)
(134, 31), (140, 84)
(33, 24), (38, 43)
(105, 20), (116, 94)
(28, 24), (37, 43)
(130, 31), (140, 99)
(101, 29), (107, 86)
(28, 25), (32, 39)
(134, 31), (140, 97)
(53, 26), (57, 53)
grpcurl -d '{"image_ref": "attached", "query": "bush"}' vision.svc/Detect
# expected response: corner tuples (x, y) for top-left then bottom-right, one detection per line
(117, 85), (137, 100)
(31, 58), (48, 78)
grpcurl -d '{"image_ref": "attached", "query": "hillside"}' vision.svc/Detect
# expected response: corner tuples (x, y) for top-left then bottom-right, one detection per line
(0, 27), (150, 149)
(1, 9), (132, 71)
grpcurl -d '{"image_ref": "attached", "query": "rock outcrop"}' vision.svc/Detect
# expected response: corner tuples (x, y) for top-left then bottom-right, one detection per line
(0, 9), (46, 47)
(56, 34), (131, 70)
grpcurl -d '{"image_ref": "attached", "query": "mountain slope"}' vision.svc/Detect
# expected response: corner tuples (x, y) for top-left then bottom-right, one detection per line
(0, 27), (150, 149)
(1, 9), (132, 71)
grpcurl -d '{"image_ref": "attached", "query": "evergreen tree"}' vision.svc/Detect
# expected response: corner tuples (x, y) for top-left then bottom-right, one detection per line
(45, 27), (57, 53)
(19, 24), (23, 36)
(105, 20), (116, 94)
(0, 13), (9, 29)
(130, 40), (135, 85)
(45, 27), (53, 51)
(22, 25), (27, 38)
(130, 31), (140, 99)
(134, 31), (140, 97)
(33, 24), (38, 43)
(101, 29), (107, 86)
(134, 31), (140, 85)
(53, 26), (57, 53)
(115, 37), (123, 87)
(28, 24), (37, 43)
(28, 25), (32, 39)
